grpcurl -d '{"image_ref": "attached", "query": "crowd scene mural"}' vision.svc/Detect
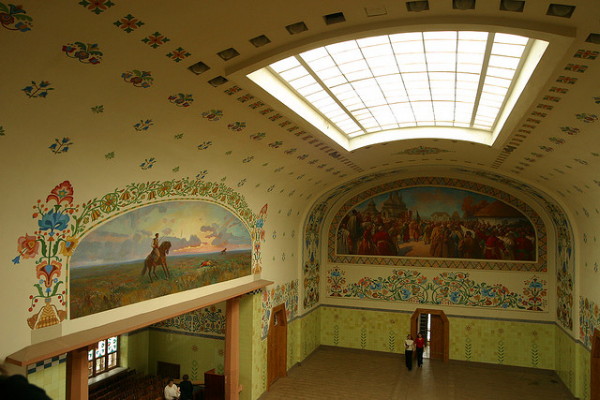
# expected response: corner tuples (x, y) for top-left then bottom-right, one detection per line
(336, 187), (536, 261)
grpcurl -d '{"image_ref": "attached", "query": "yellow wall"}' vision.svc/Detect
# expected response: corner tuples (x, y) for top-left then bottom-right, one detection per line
(147, 329), (224, 381)
(27, 358), (66, 400)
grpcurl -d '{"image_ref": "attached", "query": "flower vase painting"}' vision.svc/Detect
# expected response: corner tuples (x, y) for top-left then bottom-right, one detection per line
(69, 201), (252, 318)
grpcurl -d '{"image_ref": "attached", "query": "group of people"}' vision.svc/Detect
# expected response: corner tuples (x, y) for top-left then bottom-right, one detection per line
(164, 374), (194, 400)
(404, 333), (426, 371)
(338, 209), (536, 261)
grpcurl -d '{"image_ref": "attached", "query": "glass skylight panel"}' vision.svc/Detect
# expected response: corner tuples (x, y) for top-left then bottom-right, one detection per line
(260, 30), (538, 142)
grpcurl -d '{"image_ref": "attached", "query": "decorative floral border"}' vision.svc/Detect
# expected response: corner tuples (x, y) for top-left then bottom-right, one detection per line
(579, 296), (600, 349)
(327, 177), (547, 272)
(152, 305), (226, 336)
(261, 279), (299, 339)
(327, 267), (547, 311)
(11, 178), (267, 329)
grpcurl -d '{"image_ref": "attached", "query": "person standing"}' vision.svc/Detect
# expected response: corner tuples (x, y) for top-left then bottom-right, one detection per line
(164, 379), (180, 400)
(404, 334), (415, 371)
(179, 374), (194, 400)
(415, 332), (426, 368)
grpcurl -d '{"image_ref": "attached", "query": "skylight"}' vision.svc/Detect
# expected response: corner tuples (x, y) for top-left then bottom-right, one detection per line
(248, 31), (548, 150)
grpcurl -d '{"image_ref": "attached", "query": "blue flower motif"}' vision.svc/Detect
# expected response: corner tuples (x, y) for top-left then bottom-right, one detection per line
(45, 287), (51, 294)
(331, 270), (341, 277)
(369, 282), (382, 291)
(12, 256), (20, 264)
(38, 211), (69, 232)
(256, 219), (264, 229)
(529, 281), (543, 289)
(481, 287), (496, 298)
(400, 288), (411, 300)
(450, 291), (461, 303)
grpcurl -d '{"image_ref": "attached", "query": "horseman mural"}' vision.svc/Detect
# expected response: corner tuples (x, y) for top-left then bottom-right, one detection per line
(69, 201), (252, 318)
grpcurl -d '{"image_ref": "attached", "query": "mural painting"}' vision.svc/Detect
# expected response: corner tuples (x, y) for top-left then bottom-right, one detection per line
(70, 201), (252, 318)
(336, 187), (536, 262)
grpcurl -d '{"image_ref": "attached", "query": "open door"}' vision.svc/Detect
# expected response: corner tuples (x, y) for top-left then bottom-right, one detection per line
(410, 308), (449, 362)
(592, 329), (600, 400)
(267, 304), (287, 389)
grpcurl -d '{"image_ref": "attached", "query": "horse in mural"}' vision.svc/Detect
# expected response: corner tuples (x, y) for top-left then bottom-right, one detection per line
(141, 241), (172, 283)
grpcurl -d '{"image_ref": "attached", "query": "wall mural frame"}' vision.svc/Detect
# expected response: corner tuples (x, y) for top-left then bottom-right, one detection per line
(11, 178), (267, 329)
(328, 177), (546, 272)
(303, 169), (573, 328)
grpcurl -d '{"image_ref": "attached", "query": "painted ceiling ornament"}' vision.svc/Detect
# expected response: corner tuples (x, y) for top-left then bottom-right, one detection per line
(166, 47), (191, 63)
(560, 126), (580, 135)
(594, 97), (600, 104)
(122, 70), (153, 88)
(22, 80), (54, 98)
(62, 42), (102, 64)
(250, 132), (266, 141)
(79, 0), (114, 14)
(197, 141), (212, 150)
(224, 86), (242, 96)
(0, 125), (5, 136)
(576, 113), (598, 123)
(574, 49), (599, 60)
(91, 105), (104, 113)
(564, 64), (588, 73)
(168, 93), (193, 107)
(133, 119), (153, 131)
(0, 2), (32, 31)
(394, 146), (451, 156)
(49, 137), (73, 154)
(227, 122), (246, 131)
(140, 157), (156, 170)
(201, 109), (222, 121)
(113, 14), (144, 33)
(142, 31), (170, 49)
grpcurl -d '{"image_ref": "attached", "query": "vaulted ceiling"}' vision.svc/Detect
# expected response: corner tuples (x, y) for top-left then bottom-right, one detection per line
(1, 0), (599, 220)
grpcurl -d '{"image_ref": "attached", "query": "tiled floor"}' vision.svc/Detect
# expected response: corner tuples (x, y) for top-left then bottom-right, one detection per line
(259, 346), (575, 400)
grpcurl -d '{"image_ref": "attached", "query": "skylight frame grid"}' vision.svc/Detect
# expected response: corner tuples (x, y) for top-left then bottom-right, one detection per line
(263, 30), (535, 141)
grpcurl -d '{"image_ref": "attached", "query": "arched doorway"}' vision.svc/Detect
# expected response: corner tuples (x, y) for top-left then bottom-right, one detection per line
(410, 308), (449, 362)
(267, 304), (287, 389)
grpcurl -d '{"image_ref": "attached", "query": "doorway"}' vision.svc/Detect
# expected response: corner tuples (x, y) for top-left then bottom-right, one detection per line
(410, 308), (449, 362)
(267, 304), (288, 389)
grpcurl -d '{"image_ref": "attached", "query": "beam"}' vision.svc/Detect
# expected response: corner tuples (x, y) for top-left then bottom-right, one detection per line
(6, 279), (272, 367)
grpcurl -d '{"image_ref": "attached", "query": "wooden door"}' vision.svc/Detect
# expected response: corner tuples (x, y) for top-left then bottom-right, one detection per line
(410, 308), (449, 362)
(429, 315), (444, 360)
(592, 329), (600, 400)
(267, 304), (287, 389)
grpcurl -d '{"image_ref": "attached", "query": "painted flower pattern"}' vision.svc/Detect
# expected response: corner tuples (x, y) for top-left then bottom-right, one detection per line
(46, 181), (74, 204)
(0, 3), (32, 31)
(38, 211), (70, 233)
(49, 137), (72, 154)
(122, 70), (153, 88)
(168, 93), (193, 107)
(22, 81), (54, 98)
(17, 234), (39, 260)
(62, 42), (103, 64)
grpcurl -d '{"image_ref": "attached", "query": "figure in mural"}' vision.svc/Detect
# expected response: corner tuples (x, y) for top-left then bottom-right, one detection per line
(337, 187), (536, 261)
(142, 240), (172, 282)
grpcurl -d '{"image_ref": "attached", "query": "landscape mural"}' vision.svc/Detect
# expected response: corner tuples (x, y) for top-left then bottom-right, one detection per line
(69, 200), (252, 318)
(337, 187), (536, 261)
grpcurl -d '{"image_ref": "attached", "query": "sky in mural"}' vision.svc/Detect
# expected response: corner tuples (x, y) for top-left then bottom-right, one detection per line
(353, 186), (513, 219)
(71, 201), (251, 267)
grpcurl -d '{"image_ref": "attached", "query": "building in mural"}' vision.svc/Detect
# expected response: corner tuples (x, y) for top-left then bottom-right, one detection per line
(69, 201), (252, 318)
(336, 186), (536, 261)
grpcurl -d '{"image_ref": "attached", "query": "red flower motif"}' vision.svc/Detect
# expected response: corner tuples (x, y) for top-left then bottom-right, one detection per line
(46, 181), (74, 204)
(17, 234), (39, 259)
(36, 260), (62, 287)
